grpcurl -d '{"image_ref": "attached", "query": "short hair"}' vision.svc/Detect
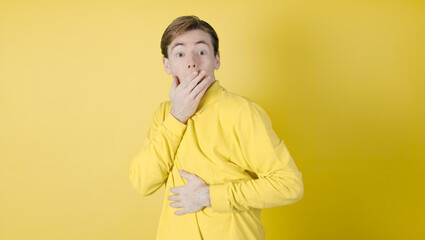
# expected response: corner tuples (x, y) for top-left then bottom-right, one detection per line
(160, 15), (219, 59)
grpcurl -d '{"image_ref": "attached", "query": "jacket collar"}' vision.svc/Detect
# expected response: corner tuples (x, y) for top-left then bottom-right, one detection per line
(194, 79), (224, 116)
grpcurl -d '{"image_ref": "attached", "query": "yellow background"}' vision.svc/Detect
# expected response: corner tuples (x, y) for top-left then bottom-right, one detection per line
(1, 0), (424, 239)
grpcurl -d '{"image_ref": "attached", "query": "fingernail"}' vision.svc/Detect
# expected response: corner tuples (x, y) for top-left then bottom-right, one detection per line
(193, 71), (198, 75)
(201, 71), (205, 74)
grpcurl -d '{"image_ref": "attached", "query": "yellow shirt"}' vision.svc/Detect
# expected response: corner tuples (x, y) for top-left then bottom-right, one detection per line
(129, 80), (304, 240)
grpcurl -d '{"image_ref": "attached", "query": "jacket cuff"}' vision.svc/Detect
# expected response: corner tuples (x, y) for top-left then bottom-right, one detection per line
(209, 184), (231, 212)
(161, 112), (187, 138)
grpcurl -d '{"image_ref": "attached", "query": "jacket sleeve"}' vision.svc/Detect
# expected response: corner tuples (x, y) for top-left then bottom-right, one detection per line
(129, 101), (187, 197)
(209, 101), (304, 212)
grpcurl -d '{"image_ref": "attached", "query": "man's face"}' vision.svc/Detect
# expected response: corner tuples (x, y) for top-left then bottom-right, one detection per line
(163, 29), (220, 85)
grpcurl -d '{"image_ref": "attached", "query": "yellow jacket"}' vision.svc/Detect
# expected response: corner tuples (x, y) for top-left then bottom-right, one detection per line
(129, 80), (304, 239)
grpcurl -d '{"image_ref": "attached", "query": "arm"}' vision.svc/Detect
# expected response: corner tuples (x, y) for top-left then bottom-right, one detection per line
(209, 102), (304, 212)
(129, 101), (187, 197)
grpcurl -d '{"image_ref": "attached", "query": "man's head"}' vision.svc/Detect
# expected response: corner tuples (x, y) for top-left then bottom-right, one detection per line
(161, 15), (220, 85)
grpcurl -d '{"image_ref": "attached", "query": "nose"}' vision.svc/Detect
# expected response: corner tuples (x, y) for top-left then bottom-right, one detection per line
(187, 53), (198, 70)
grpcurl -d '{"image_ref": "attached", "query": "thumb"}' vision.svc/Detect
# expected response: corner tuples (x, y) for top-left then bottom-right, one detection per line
(171, 75), (179, 90)
(180, 169), (195, 181)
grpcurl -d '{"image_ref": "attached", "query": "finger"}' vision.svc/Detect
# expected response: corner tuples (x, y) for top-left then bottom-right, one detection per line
(189, 74), (209, 95)
(168, 194), (179, 201)
(175, 208), (188, 215)
(180, 71), (199, 88)
(179, 169), (197, 181)
(170, 201), (184, 208)
(183, 71), (206, 93)
(192, 77), (212, 101)
(169, 187), (182, 194)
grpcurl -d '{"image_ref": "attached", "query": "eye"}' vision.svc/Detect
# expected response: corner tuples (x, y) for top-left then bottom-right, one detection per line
(199, 50), (207, 55)
(176, 52), (184, 57)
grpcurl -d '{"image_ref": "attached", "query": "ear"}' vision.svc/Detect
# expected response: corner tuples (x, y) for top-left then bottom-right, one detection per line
(163, 57), (171, 74)
(214, 51), (220, 70)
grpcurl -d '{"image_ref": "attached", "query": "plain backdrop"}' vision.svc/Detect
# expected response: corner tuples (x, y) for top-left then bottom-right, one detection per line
(0, 0), (424, 239)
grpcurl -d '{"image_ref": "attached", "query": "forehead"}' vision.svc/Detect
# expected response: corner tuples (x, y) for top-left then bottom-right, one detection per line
(169, 29), (212, 51)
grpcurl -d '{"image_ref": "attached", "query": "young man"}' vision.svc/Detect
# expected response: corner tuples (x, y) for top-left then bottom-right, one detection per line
(129, 15), (304, 240)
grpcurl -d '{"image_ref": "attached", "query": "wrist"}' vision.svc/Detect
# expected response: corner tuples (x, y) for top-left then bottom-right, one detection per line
(203, 185), (211, 207)
(170, 110), (187, 124)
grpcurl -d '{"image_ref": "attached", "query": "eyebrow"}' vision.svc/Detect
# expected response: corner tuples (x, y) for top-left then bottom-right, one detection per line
(170, 40), (209, 52)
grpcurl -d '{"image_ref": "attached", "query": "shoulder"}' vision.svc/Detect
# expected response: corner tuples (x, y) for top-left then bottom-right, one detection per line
(220, 89), (257, 113)
(222, 90), (268, 116)
(219, 89), (271, 126)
